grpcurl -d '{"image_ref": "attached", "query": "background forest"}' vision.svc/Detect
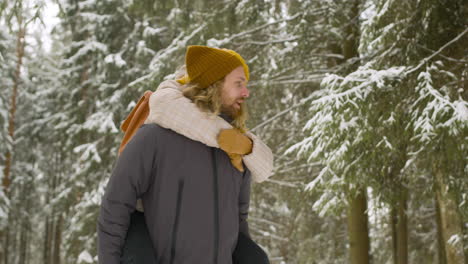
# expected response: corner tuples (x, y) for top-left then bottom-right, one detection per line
(0, 0), (467, 263)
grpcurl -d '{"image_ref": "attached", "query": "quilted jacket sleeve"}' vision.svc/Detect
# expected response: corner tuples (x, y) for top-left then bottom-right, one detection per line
(97, 124), (158, 264)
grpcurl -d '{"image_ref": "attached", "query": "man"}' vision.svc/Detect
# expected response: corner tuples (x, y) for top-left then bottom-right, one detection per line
(98, 45), (273, 263)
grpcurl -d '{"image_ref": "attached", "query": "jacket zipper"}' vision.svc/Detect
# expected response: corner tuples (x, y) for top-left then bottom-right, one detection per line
(211, 149), (219, 264)
(170, 179), (184, 264)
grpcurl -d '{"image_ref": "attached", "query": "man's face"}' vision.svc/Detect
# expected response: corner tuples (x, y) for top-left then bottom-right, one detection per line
(220, 66), (249, 118)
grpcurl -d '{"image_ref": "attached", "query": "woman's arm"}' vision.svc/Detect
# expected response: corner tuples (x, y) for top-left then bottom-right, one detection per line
(144, 80), (273, 183)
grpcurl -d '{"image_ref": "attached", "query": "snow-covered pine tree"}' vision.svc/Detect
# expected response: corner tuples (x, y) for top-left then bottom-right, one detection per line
(288, 0), (467, 263)
(0, 0), (47, 262)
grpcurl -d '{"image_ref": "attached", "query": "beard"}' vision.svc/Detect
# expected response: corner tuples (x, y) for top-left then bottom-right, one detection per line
(221, 101), (245, 119)
(221, 103), (240, 119)
(220, 101), (249, 132)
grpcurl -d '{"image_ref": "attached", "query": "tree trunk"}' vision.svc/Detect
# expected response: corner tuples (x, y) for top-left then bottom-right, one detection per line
(434, 167), (466, 264)
(43, 216), (51, 264)
(52, 214), (63, 264)
(396, 190), (408, 264)
(3, 25), (25, 196)
(3, 229), (9, 264)
(1, 17), (26, 264)
(18, 220), (27, 264)
(43, 171), (53, 264)
(342, 0), (360, 72)
(45, 175), (56, 264)
(47, 218), (55, 264)
(391, 188), (408, 264)
(436, 195), (448, 264)
(347, 190), (370, 264)
(342, 1), (369, 263)
(24, 227), (30, 264)
(391, 207), (397, 264)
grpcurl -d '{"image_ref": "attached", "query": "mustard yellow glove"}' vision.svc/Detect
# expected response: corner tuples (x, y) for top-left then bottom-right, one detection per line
(217, 129), (253, 172)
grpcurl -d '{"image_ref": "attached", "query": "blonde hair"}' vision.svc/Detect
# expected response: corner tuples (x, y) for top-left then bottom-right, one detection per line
(175, 65), (249, 133)
(182, 79), (224, 115)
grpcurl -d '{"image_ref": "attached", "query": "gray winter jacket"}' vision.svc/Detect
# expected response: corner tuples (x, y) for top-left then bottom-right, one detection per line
(97, 122), (251, 264)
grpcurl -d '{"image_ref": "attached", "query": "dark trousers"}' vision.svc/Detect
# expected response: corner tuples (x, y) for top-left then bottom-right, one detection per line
(232, 232), (270, 264)
(121, 211), (157, 264)
(121, 211), (270, 264)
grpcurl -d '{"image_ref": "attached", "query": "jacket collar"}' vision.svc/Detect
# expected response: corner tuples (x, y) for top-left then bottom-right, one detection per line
(219, 112), (234, 123)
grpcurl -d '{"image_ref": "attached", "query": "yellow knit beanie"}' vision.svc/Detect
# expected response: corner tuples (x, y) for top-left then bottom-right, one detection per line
(176, 45), (249, 88)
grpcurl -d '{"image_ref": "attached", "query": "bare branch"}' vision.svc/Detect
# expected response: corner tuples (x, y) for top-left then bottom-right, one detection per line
(251, 92), (317, 132)
(406, 27), (468, 75)
(235, 36), (300, 46)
